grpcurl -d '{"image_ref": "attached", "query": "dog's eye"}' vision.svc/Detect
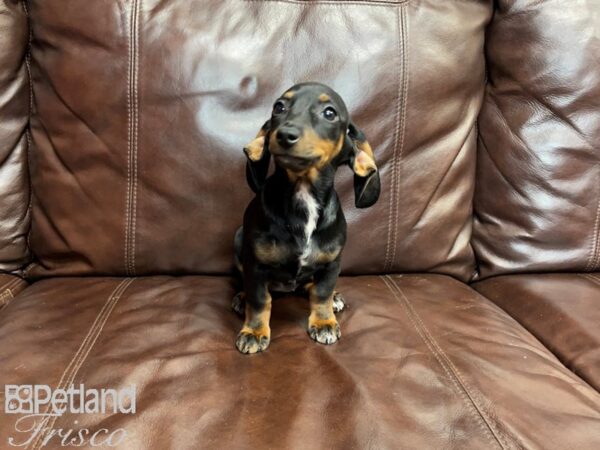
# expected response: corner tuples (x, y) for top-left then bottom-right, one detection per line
(273, 101), (286, 115)
(322, 107), (337, 121)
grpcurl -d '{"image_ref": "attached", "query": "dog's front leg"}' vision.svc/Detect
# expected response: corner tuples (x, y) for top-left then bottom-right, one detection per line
(307, 262), (341, 345)
(236, 275), (271, 354)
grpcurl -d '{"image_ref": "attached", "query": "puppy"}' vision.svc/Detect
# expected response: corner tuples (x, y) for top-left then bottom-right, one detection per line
(233, 82), (380, 354)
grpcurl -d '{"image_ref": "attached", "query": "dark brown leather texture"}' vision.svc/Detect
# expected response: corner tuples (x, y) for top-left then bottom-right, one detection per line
(25, 0), (490, 280)
(0, 0), (31, 271)
(474, 273), (600, 391)
(1, 0), (600, 448)
(1, 275), (599, 449)
(473, 0), (600, 279)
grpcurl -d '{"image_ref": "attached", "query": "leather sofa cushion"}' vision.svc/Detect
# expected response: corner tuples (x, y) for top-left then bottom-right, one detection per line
(0, 0), (31, 271)
(474, 273), (600, 391)
(1, 275), (599, 448)
(25, 0), (490, 280)
(472, 0), (600, 278)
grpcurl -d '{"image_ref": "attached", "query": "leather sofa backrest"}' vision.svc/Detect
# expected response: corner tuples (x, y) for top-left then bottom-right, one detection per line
(473, 0), (600, 279)
(0, 0), (31, 273)
(23, 0), (491, 280)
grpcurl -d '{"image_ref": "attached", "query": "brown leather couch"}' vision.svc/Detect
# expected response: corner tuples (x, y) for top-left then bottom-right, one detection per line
(1, 1), (599, 448)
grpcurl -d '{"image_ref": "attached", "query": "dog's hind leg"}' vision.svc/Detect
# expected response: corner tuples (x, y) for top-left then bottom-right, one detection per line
(232, 226), (246, 315)
(332, 291), (346, 313)
(302, 286), (345, 313)
(233, 226), (243, 273)
(232, 292), (245, 316)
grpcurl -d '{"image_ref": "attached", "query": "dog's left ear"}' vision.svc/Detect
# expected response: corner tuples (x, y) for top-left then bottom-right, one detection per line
(345, 122), (381, 208)
(243, 120), (271, 193)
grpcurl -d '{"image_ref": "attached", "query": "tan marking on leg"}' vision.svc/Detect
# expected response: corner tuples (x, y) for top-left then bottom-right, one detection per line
(236, 292), (272, 354)
(307, 286), (340, 344)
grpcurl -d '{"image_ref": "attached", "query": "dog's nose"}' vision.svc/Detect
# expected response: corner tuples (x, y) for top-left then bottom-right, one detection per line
(276, 126), (301, 148)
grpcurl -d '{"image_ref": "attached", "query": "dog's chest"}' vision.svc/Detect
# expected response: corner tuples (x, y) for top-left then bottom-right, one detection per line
(294, 182), (319, 267)
(253, 181), (341, 280)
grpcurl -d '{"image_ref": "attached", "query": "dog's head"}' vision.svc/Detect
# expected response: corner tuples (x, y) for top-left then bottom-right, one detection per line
(244, 82), (380, 208)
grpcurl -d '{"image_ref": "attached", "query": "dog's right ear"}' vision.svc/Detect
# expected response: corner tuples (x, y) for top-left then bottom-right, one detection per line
(243, 120), (271, 193)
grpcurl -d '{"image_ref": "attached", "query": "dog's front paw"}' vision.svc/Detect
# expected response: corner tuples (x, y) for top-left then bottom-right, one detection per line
(308, 319), (341, 345)
(231, 292), (245, 315)
(332, 291), (345, 313)
(236, 328), (270, 354)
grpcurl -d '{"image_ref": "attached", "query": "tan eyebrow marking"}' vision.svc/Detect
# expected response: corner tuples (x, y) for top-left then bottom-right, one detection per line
(283, 91), (295, 99)
(319, 93), (330, 102)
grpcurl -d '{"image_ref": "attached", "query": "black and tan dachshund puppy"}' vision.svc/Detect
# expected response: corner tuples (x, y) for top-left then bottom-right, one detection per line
(233, 82), (381, 354)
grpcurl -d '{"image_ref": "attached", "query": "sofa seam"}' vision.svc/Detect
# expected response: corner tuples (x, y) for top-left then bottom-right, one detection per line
(132, 0), (140, 276)
(125, 0), (140, 276)
(381, 275), (509, 449)
(27, 278), (134, 450)
(124, 0), (132, 276)
(579, 273), (600, 287)
(0, 278), (25, 301)
(0, 278), (26, 310)
(391, 5), (409, 270)
(0, 277), (23, 293)
(0, 288), (15, 308)
(384, 4), (407, 272)
(21, 0), (34, 114)
(21, 0), (34, 270)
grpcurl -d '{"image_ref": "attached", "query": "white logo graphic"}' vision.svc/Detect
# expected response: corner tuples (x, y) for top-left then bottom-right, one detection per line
(4, 384), (135, 447)
(4, 384), (136, 416)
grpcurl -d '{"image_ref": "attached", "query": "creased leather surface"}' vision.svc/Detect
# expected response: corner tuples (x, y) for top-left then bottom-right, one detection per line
(0, 273), (26, 310)
(473, 0), (600, 279)
(25, 0), (489, 280)
(0, 0), (31, 271)
(0, 275), (598, 449)
(474, 273), (600, 391)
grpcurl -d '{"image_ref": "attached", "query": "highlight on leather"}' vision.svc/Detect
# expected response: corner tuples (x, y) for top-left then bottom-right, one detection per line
(473, 0), (600, 279)
(0, 1), (31, 272)
(24, 0), (488, 281)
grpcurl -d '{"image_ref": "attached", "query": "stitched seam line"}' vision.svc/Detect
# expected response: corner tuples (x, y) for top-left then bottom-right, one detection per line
(384, 5), (404, 271)
(579, 273), (600, 287)
(587, 174), (600, 271)
(22, 0), (34, 266)
(124, 0), (132, 275)
(381, 275), (508, 449)
(0, 277), (23, 293)
(21, 0), (34, 114)
(27, 278), (134, 450)
(0, 289), (14, 308)
(389, 6), (408, 270)
(0, 278), (25, 301)
(125, 0), (140, 276)
(131, 0), (140, 276)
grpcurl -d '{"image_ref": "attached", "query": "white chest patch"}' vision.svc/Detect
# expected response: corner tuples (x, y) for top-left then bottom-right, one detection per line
(295, 182), (320, 266)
